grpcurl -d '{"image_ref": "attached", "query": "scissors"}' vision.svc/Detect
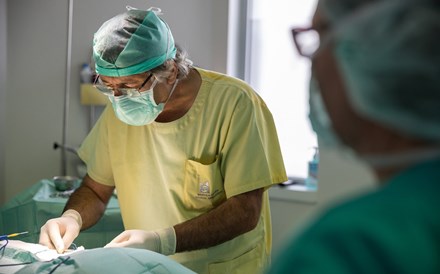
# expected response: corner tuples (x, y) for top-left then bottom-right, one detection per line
(0, 231), (28, 241)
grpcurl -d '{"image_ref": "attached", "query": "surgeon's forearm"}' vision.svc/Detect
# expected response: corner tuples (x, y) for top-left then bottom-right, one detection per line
(174, 188), (264, 252)
(63, 174), (114, 230)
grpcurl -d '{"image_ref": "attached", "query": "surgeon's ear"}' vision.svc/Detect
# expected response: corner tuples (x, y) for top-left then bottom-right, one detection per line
(166, 61), (178, 85)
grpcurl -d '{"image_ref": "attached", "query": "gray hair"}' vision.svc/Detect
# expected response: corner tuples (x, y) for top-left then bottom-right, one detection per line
(151, 46), (193, 82)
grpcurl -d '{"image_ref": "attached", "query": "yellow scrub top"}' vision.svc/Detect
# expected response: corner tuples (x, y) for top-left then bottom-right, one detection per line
(78, 68), (287, 274)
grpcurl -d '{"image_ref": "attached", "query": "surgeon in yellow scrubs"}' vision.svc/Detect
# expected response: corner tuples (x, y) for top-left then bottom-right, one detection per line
(39, 6), (287, 274)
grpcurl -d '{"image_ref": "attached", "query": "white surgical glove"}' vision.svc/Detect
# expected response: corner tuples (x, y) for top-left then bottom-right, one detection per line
(104, 227), (176, 255)
(39, 209), (82, 254)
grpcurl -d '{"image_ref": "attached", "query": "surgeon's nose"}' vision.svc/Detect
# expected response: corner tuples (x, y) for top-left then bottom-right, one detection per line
(113, 89), (124, 97)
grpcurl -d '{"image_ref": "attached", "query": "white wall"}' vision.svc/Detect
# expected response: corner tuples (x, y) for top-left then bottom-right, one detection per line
(0, 0), (7, 205)
(2, 0), (228, 206)
(318, 147), (376, 205)
(270, 146), (376, 254)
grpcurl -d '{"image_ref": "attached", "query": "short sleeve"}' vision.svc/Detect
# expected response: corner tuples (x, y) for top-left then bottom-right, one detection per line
(220, 89), (287, 197)
(77, 106), (115, 186)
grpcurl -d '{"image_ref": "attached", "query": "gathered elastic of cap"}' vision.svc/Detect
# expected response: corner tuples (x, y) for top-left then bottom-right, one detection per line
(96, 47), (176, 77)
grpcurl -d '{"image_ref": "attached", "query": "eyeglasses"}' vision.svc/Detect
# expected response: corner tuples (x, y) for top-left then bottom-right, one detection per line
(93, 73), (154, 97)
(291, 27), (321, 58)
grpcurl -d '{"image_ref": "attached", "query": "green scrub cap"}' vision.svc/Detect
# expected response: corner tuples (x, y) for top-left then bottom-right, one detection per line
(321, 0), (440, 141)
(93, 7), (177, 77)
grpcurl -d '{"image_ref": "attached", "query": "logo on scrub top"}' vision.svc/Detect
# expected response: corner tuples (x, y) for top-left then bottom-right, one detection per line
(196, 181), (222, 200)
(199, 181), (210, 194)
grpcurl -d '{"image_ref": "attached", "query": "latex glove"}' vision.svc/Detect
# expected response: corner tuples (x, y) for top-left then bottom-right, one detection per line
(39, 209), (82, 254)
(105, 227), (176, 255)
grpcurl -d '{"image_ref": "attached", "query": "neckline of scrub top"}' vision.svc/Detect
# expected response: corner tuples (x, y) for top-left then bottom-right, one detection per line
(148, 67), (208, 132)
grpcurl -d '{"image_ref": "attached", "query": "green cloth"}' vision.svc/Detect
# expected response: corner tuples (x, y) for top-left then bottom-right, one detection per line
(0, 179), (124, 248)
(268, 158), (440, 273)
(0, 242), (195, 273)
(15, 247), (196, 274)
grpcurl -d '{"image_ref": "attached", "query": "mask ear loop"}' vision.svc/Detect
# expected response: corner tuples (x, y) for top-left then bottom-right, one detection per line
(126, 5), (137, 11)
(164, 79), (179, 105)
(147, 7), (163, 15)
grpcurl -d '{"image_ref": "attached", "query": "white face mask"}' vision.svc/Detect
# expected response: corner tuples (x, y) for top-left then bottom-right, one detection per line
(109, 79), (178, 126)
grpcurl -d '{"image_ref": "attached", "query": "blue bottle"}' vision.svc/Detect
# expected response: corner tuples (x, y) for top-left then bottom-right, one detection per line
(305, 147), (319, 190)
(80, 63), (93, 83)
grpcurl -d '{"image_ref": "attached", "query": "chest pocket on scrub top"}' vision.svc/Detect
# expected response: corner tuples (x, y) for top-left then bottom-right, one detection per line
(183, 157), (226, 211)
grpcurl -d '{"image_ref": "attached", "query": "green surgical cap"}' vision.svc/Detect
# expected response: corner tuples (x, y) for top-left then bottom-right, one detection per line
(93, 7), (177, 77)
(323, 0), (440, 141)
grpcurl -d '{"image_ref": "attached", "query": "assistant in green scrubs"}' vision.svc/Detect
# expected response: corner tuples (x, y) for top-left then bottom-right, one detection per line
(268, 0), (440, 272)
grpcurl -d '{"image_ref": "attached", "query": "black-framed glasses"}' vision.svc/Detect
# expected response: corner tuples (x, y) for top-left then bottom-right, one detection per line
(93, 73), (154, 97)
(291, 27), (320, 58)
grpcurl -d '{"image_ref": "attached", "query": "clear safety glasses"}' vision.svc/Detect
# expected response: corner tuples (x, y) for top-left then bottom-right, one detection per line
(93, 73), (154, 97)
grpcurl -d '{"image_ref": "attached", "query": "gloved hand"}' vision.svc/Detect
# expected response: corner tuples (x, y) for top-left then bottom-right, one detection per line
(39, 209), (82, 254)
(104, 227), (176, 255)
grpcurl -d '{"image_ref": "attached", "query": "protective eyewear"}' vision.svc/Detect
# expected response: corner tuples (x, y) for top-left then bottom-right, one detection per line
(93, 73), (154, 97)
